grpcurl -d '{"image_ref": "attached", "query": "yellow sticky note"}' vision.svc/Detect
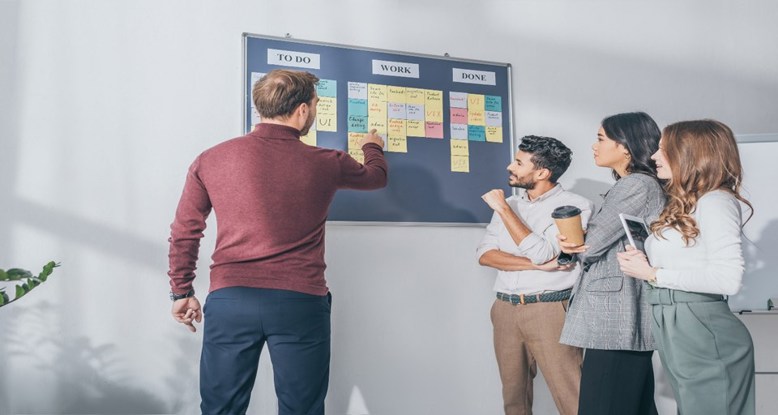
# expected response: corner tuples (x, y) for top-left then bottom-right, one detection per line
(468, 109), (485, 126)
(368, 117), (387, 135)
(368, 100), (387, 120)
(348, 148), (365, 164)
(486, 126), (503, 143)
(452, 156), (469, 172)
(387, 119), (407, 153)
(426, 109), (443, 123)
(317, 96), (337, 115)
(368, 84), (387, 102)
(317, 116), (336, 132)
(406, 88), (426, 105)
(317, 96), (337, 132)
(389, 137), (407, 153)
(451, 139), (469, 173)
(451, 138), (469, 156)
(468, 94), (485, 111)
(301, 129), (317, 146)
(348, 132), (365, 150)
(407, 119), (425, 137)
(425, 90), (442, 106)
(387, 86), (406, 103)
(425, 90), (443, 122)
(388, 118), (406, 138)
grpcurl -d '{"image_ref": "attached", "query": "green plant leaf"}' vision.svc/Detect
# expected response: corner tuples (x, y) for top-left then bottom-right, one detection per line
(38, 261), (60, 281)
(5, 268), (33, 280)
(0, 261), (59, 308)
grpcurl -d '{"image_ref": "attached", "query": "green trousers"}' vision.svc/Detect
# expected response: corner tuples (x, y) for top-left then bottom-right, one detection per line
(647, 288), (755, 415)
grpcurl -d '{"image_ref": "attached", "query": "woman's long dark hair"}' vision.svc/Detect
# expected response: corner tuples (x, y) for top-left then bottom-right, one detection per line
(601, 112), (661, 180)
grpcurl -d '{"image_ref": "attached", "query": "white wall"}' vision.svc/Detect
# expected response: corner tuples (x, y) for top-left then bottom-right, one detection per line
(1, 0), (776, 414)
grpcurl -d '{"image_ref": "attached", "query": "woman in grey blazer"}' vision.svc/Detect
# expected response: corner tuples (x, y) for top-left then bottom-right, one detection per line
(559, 112), (665, 415)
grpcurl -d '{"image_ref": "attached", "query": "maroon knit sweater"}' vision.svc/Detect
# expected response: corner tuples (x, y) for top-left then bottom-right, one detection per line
(167, 123), (388, 296)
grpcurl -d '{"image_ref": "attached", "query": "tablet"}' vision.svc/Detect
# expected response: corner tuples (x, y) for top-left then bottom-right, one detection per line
(619, 213), (650, 252)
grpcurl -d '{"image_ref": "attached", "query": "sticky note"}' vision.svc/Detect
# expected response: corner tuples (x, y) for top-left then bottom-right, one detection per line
(407, 119), (425, 137)
(468, 125), (486, 141)
(348, 82), (368, 99)
(348, 98), (368, 117)
(451, 108), (468, 125)
(486, 126), (503, 143)
(451, 139), (470, 173)
(485, 95), (502, 112)
(485, 111), (502, 127)
(349, 148), (365, 164)
(425, 121), (443, 139)
(301, 128), (317, 147)
(388, 86), (406, 103)
(348, 132), (365, 149)
(451, 124), (468, 140)
(450, 91), (468, 109)
(317, 79), (337, 98)
(468, 93), (485, 111)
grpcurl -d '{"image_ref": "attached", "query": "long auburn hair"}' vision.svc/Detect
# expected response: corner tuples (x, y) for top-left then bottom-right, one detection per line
(650, 119), (753, 245)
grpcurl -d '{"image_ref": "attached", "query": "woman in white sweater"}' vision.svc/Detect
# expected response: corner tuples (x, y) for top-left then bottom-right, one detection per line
(617, 119), (755, 415)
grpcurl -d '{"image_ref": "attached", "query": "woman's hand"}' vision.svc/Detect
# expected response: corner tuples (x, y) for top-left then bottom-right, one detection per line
(617, 245), (657, 281)
(556, 234), (588, 254)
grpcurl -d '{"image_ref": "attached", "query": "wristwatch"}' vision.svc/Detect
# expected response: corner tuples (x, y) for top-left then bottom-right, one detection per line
(170, 289), (195, 301)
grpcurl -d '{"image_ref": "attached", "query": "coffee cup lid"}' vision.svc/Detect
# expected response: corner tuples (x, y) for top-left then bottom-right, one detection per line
(552, 205), (582, 219)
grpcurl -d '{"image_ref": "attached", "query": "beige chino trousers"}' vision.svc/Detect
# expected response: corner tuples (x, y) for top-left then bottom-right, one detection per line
(491, 299), (582, 415)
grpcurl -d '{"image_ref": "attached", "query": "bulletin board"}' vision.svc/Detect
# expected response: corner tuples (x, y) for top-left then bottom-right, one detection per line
(243, 33), (514, 225)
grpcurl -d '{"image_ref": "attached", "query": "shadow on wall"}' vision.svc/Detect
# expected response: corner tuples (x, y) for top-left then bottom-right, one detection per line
(2, 301), (171, 414)
(733, 219), (778, 310)
(567, 178), (613, 212)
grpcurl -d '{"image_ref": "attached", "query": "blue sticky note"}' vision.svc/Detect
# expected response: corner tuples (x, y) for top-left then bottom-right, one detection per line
(485, 95), (502, 112)
(317, 79), (337, 98)
(468, 125), (486, 141)
(348, 98), (368, 117)
(348, 115), (368, 133)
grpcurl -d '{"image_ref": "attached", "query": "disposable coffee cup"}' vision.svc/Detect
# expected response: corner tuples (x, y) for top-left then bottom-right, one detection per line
(552, 205), (584, 246)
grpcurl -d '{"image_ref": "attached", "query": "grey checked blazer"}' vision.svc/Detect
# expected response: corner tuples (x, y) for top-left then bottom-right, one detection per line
(560, 173), (665, 351)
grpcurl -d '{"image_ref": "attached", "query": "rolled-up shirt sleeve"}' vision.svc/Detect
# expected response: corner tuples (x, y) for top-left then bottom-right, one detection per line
(516, 224), (558, 264)
(516, 198), (594, 264)
(476, 211), (503, 260)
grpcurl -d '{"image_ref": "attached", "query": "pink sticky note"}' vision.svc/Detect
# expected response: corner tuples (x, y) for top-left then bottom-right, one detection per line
(450, 108), (468, 124)
(425, 121), (444, 139)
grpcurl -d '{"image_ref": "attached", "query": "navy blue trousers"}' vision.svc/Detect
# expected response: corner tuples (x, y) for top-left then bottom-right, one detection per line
(200, 287), (332, 415)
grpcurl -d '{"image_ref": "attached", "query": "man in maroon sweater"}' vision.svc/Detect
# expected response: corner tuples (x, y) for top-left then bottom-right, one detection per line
(167, 69), (387, 414)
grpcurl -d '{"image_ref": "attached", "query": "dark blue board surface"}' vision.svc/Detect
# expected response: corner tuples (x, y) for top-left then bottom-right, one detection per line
(244, 34), (513, 224)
